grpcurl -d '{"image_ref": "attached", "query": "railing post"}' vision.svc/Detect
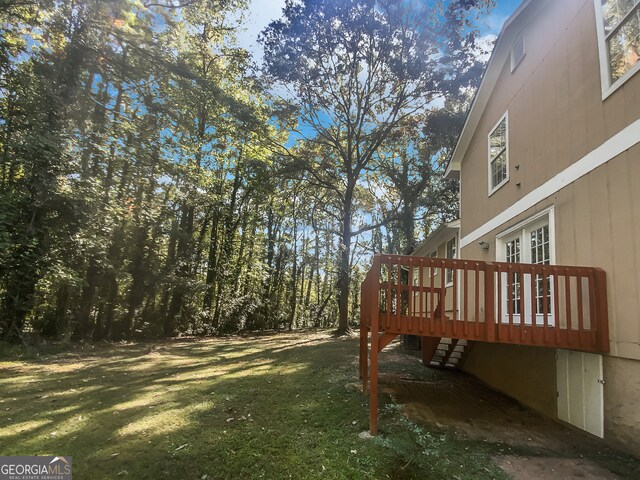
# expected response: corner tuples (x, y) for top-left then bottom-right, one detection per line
(359, 277), (367, 381)
(594, 268), (610, 353)
(484, 262), (496, 342)
(369, 290), (379, 435)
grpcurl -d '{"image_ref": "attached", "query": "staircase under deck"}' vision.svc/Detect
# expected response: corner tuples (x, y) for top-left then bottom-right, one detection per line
(359, 254), (610, 435)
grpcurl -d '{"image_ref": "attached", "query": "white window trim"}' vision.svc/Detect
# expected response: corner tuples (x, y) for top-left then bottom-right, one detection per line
(495, 207), (556, 326)
(496, 206), (556, 264)
(593, 0), (640, 100)
(510, 32), (526, 73)
(460, 118), (640, 248)
(429, 250), (439, 276)
(445, 235), (458, 287)
(487, 111), (509, 196)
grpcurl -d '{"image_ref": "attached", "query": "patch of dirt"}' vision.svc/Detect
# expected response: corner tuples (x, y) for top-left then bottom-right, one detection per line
(375, 340), (639, 478)
(493, 455), (620, 480)
(381, 371), (576, 451)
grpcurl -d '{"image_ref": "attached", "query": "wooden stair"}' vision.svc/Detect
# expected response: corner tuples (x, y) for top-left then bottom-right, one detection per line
(421, 337), (471, 369)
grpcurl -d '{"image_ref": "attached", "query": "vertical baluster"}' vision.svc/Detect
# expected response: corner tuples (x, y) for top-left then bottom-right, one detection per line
(542, 265), (549, 345)
(485, 262), (496, 343)
(564, 268), (573, 348)
(519, 265), (526, 344)
(419, 258), (424, 335)
(386, 257), (392, 333)
(408, 257), (414, 333)
(475, 263), (480, 338)
(576, 271), (585, 347)
(429, 257), (435, 335)
(452, 260), (458, 336)
(587, 269), (597, 348)
(463, 262), (469, 337)
(396, 260), (402, 333)
(553, 267), (560, 346)
(530, 265), (537, 344)
(440, 257), (446, 337)
(507, 265), (514, 342)
(496, 264), (502, 342)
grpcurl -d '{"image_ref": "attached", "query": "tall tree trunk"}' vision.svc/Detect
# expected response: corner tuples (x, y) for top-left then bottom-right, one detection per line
(336, 182), (354, 335)
(287, 201), (298, 331)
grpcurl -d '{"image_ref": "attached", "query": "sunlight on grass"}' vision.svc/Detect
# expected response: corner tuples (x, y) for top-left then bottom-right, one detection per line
(0, 331), (518, 479)
(116, 408), (194, 438)
(0, 419), (52, 438)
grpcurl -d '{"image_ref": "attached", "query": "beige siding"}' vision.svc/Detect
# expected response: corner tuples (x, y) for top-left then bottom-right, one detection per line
(603, 356), (640, 458)
(460, 145), (640, 453)
(461, 145), (640, 359)
(463, 343), (557, 418)
(460, 0), (640, 236)
(449, 0), (640, 452)
(459, 0), (640, 360)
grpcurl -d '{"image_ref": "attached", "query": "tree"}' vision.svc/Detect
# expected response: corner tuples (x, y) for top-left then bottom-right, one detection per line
(261, 0), (492, 334)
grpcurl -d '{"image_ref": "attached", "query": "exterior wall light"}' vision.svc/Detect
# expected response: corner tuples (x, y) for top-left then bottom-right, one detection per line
(479, 241), (490, 252)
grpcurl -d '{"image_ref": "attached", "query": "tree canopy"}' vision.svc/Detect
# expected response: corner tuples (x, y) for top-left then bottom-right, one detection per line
(0, 0), (492, 341)
(261, 0), (491, 333)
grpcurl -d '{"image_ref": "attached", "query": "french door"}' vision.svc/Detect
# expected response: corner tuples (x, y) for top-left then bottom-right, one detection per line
(500, 218), (554, 326)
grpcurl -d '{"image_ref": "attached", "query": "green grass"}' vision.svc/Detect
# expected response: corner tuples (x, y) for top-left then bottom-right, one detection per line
(0, 331), (510, 479)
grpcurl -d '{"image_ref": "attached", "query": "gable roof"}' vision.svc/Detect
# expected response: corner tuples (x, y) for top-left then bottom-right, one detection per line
(444, 0), (550, 179)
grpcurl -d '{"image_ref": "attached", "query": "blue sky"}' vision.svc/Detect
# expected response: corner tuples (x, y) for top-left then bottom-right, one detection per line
(236, 0), (524, 148)
(237, 0), (525, 61)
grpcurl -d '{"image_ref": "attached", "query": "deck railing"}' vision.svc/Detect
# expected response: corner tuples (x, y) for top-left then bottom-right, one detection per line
(360, 254), (610, 353)
(359, 253), (610, 435)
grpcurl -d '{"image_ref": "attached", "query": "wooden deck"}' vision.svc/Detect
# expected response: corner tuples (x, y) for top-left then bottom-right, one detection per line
(359, 254), (610, 434)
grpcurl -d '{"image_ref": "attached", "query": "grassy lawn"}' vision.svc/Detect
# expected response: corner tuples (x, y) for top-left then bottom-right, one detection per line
(0, 331), (510, 479)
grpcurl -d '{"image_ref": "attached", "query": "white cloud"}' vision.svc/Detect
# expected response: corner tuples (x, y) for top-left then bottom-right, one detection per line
(236, 0), (287, 64)
(474, 34), (497, 63)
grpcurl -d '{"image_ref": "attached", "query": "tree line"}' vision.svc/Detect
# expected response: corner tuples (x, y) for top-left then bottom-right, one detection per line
(0, 0), (490, 342)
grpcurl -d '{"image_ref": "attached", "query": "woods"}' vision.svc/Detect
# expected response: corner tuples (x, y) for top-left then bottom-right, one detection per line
(0, 0), (491, 342)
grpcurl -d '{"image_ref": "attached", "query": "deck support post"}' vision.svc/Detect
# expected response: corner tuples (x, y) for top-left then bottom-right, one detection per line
(369, 303), (379, 436)
(359, 281), (367, 381)
(421, 336), (441, 366)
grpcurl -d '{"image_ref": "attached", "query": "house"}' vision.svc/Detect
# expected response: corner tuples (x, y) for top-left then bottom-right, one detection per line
(359, 0), (640, 457)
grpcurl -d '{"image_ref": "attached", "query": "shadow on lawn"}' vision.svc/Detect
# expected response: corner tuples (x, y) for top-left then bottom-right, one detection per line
(3, 334), (639, 479)
(2, 333), (418, 479)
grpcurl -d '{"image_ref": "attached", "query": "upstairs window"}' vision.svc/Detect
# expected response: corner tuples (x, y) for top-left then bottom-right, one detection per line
(488, 112), (509, 194)
(595, 0), (640, 97)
